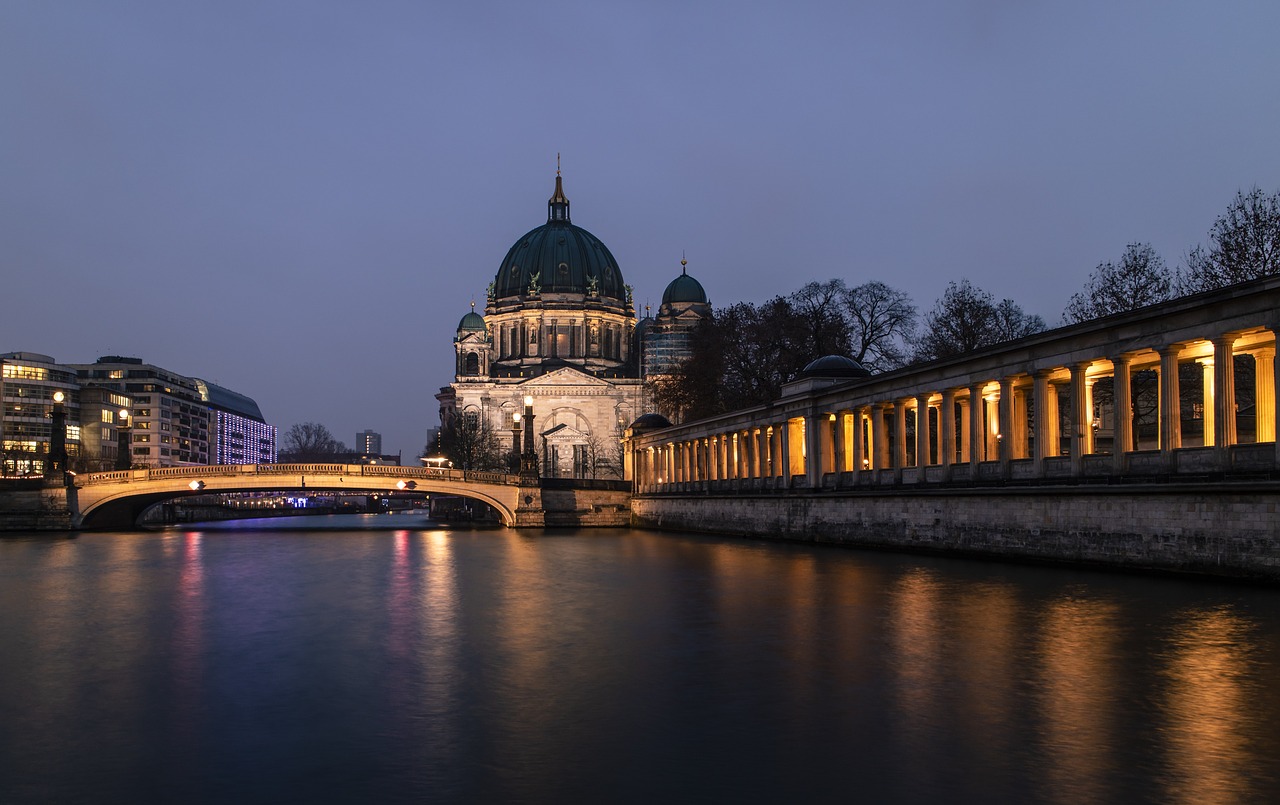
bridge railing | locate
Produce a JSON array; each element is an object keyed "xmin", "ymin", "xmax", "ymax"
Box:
[{"xmin": 80, "ymin": 463, "xmax": 522, "ymax": 487}]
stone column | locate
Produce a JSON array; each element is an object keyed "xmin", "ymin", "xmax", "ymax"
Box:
[
  {"xmin": 1253, "ymin": 347, "xmax": 1276, "ymax": 444},
  {"xmin": 1214, "ymin": 334, "xmax": 1237, "ymax": 452},
  {"xmin": 835, "ymin": 413, "xmax": 849, "ymax": 474},
  {"xmin": 894, "ymin": 398, "xmax": 909, "ymax": 482},
  {"xmin": 940, "ymin": 388, "xmax": 957, "ymax": 480},
  {"xmin": 1199, "ymin": 357, "xmax": 1216, "ymax": 447},
  {"xmin": 959, "ymin": 398, "xmax": 971, "ymax": 463},
  {"xmin": 969, "ymin": 384, "xmax": 985, "ymax": 466},
  {"xmin": 1112, "ymin": 354, "xmax": 1133, "ymax": 474},
  {"xmin": 1012, "ymin": 386, "xmax": 1029, "ymax": 460},
  {"xmin": 1069, "ymin": 362, "xmax": 1090, "ymax": 476},
  {"xmin": 853, "ymin": 408, "xmax": 867, "ymax": 476},
  {"xmin": 915, "ymin": 394, "xmax": 932, "ymax": 479},
  {"xmin": 1159, "ymin": 345, "xmax": 1182, "ymax": 456},
  {"xmin": 998, "ymin": 377, "xmax": 1015, "ymax": 474},
  {"xmin": 872, "ymin": 404, "xmax": 890, "ymax": 473},
  {"xmin": 804, "ymin": 415, "xmax": 822, "ymax": 487}
]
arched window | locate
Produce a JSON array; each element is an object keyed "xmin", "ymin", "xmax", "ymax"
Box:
[{"xmin": 464, "ymin": 353, "xmax": 480, "ymax": 375}]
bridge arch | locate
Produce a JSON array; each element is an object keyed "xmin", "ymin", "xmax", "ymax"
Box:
[{"xmin": 72, "ymin": 464, "xmax": 523, "ymax": 530}]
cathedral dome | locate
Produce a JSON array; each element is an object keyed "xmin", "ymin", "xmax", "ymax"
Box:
[
  {"xmin": 457, "ymin": 309, "xmax": 486, "ymax": 332},
  {"xmin": 491, "ymin": 174, "xmax": 628, "ymax": 306},
  {"xmin": 661, "ymin": 262, "xmax": 708, "ymax": 306}
]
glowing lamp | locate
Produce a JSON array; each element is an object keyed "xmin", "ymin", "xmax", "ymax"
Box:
[{"xmin": 52, "ymin": 391, "xmax": 65, "ymax": 403}]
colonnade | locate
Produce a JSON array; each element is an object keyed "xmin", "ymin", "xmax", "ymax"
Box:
[{"xmin": 629, "ymin": 320, "xmax": 1280, "ymax": 493}]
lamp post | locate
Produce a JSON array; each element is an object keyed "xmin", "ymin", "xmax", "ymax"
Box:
[
  {"xmin": 48, "ymin": 390, "xmax": 68, "ymax": 480},
  {"xmin": 115, "ymin": 408, "xmax": 131, "ymax": 471},
  {"xmin": 511, "ymin": 412, "xmax": 522, "ymax": 473},
  {"xmin": 520, "ymin": 394, "xmax": 539, "ymax": 480}
]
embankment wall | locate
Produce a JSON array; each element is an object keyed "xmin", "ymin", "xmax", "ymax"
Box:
[{"xmin": 631, "ymin": 485, "xmax": 1280, "ymax": 581}]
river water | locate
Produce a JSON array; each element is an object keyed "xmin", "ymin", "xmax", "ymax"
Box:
[{"xmin": 1, "ymin": 516, "xmax": 1278, "ymax": 804}]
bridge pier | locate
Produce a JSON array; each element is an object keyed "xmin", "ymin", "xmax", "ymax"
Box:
[{"xmin": 514, "ymin": 484, "xmax": 545, "ymax": 527}]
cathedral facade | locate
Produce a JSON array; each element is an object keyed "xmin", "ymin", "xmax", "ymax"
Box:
[{"xmin": 437, "ymin": 171, "xmax": 709, "ymax": 478}]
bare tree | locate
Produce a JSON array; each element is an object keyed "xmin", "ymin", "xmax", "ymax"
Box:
[
  {"xmin": 914, "ymin": 279, "xmax": 1044, "ymax": 361},
  {"xmin": 438, "ymin": 412, "xmax": 503, "ymax": 471},
  {"xmin": 1064, "ymin": 243, "xmax": 1173, "ymax": 323},
  {"xmin": 1181, "ymin": 187, "xmax": 1280, "ymax": 292},
  {"xmin": 843, "ymin": 280, "xmax": 916, "ymax": 371},
  {"xmin": 279, "ymin": 422, "xmax": 348, "ymax": 462},
  {"xmin": 788, "ymin": 279, "xmax": 853, "ymax": 359}
]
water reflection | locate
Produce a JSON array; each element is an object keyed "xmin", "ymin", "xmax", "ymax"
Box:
[
  {"xmin": 1159, "ymin": 606, "xmax": 1265, "ymax": 805},
  {"xmin": 1036, "ymin": 593, "xmax": 1120, "ymax": 804},
  {"xmin": 0, "ymin": 529, "xmax": 1278, "ymax": 803}
]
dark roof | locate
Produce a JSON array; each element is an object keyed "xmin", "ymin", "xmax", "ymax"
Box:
[
  {"xmin": 799, "ymin": 355, "xmax": 870, "ymax": 379},
  {"xmin": 492, "ymin": 174, "xmax": 627, "ymax": 304},
  {"xmin": 194, "ymin": 379, "xmax": 267, "ymax": 422},
  {"xmin": 458, "ymin": 310, "xmax": 487, "ymax": 332},
  {"xmin": 661, "ymin": 266, "xmax": 708, "ymax": 306},
  {"xmin": 629, "ymin": 413, "xmax": 672, "ymax": 430}
]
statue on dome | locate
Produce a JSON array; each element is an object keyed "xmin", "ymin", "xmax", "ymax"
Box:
[
  {"xmin": 486, "ymin": 280, "xmax": 495, "ymax": 302},
  {"xmin": 528, "ymin": 271, "xmax": 541, "ymax": 296},
  {"xmin": 586, "ymin": 274, "xmax": 599, "ymax": 296}
]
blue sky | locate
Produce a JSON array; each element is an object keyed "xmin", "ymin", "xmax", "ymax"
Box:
[{"xmin": 3, "ymin": 1, "xmax": 1278, "ymax": 456}]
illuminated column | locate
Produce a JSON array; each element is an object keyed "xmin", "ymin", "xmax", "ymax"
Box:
[
  {"xmin": 1252, "ymin": 347, "xmax": 1276, "ymax": 444},
  {"xmin": 1033, "ymin": 370, "xmax": 1052, "ymax": 475},
  {"xmin": 1069, "ymin": 362, "xmax": 1090, "ymax": 475},
  {"xmin": 1159, "ymin": 345, "xmax": 1182, "ymax": 455},
  {"xmin": 772, "ymin": 425, "xmax": 783, "ymax": 478},
  {"xmin": 835, "ymin": 412, "xmax": 849, "ymax": 473},
  {"xmin": 1112, "ymin": 354, "xmax": 1133, "ymax": 474},
  {"xmin": 1213, "ymin": 334, "xmax": 1237, "ymax": 451},
  {"xmin": 958, "ymin": 397, "xmax": 971, "ymax": 463},
  {"xmin": 915, "ymin": 395, "xmax": 932, "ymax": 474},
  {"xmin": 969, "ymin": 384, "xmax": 985, "ymax": 465},
  {"xmin": 998, "ymin": 377, "xmax": 1015, "ymax": 471},
  {"xmin": 787, "ymin": 417, "xmax": 806, "ymax": 482},
  {"xmin": 1014, "ymin": 386, "xmax": 1031, "ymax": 460},
  {"xmin": 853, "ymin": 408, "xmax": 867, "ymax": 475},
  {"xmin": 1199, "ymin": 357, "xmax": 1216, "ymax": 447},
  {"xmin": 984, "ymin": 395, "xmax": 1000, "ymax": 461},
  {"xmin": 813, "ymin": 414, "xmax": 832, "ymax": 482},
  {"xmin": 872, "ymin": 404, "xmax": 889, "ymax": 473},
  {"xmin": 940, "ymin": 388, "xmax": 957, "ymax": 479},
  {"xmin": 892, "ymin": 398, "xmax": 908, "ymax": 482}
]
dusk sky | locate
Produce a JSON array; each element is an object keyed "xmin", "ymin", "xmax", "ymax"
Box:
[{"xmin": 4, "ymin": 2, "xmax": 1278, "ymax": 457}]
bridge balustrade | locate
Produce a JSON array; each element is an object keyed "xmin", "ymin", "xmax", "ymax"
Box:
[{"xmin": 625, "ymin": 275, "xmax": 1280, "ymax": 493}]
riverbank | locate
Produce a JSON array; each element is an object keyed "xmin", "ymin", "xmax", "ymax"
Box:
[{"xmin": 631, "ymin": 482, "xmax": 1280, "ymax": 583}]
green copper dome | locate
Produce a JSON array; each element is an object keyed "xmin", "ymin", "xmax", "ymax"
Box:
[
  {"xmin": 457, "ymin": 309, "xmax": 486, "ymax": 332},
  {"xmin": 661, "ymin": 263, "xmax": 708, "ymax": 306},
  {"xmin": 491, "ymin": 174, "xmax": 628, "ymax": 305}
]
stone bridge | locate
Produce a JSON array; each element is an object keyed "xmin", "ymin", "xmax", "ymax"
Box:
[{"xmin": 70, "ymin": 464, "xmax": 540, "ymax": 529}]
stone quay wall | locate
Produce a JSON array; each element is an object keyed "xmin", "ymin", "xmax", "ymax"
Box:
[
  {"xmin": 631, "ymin": 485, "xmax": 1280, "ymax": 582},
  {"xmin": 0, "ymin": 485, "xmax": 72, "ymax": 531}
]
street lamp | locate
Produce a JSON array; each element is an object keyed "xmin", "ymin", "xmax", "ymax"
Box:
[
  {"xmin": 115, "ymin": 409, "xmax": 131, "ymax": 470},
  {"xmin": 511, "ymin": 412, "xmax": 522, "ymax": 472},
  {"xmin": 48, "ymin": 390, "xmax": 68, "ymax": 481},
  {"xmin": 520, "ymin": 395, "xmax": 539, "ymax": 480}
]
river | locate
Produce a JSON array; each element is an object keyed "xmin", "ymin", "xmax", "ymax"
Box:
[{"xmin": 2, "ymin": 516, "xmax": 1278, "ymax": 803}]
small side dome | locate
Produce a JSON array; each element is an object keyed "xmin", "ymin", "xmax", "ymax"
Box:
[
  {"xmin": 661, "ymin": 263, "xmax": 708, "ymax": 306},
  {"xmin": 628, "ymin": 413, "xmax": 672, "ymax": 431},
  {"xmin": 800, "ymin": 355, "xmax": 870, "ymax": 379},
  {"xmin": 458, "ymin": 310, "xmax": 486, "ymax": 332}
]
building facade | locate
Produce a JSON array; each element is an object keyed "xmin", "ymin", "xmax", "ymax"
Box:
[
  {"xmin": 440, "ymin": 170, "xmax": 710, "ymax": 478},
  {"xmin": 195, "ymin": 379, "xmax": 277, "ymax": 465},
  {"xmin": 356, "ymin": 430, "xmax": 382, "ymax": 455}
]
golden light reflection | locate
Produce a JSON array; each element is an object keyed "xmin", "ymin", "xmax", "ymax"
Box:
[
  {"xmin": 1036, "ymin": 594, "xmax": 1119, "ymax": 805},
  {"xmin": 1158, "ymin": 607, "xmax": 1260, "ymax": 805},
  {"xmin": 889, "ymin": 569, "xmax": 943, "ymax": 756},
  {"xmin": 952, "ymin": 582, "xmax": 1018, "ymax": 770}
]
